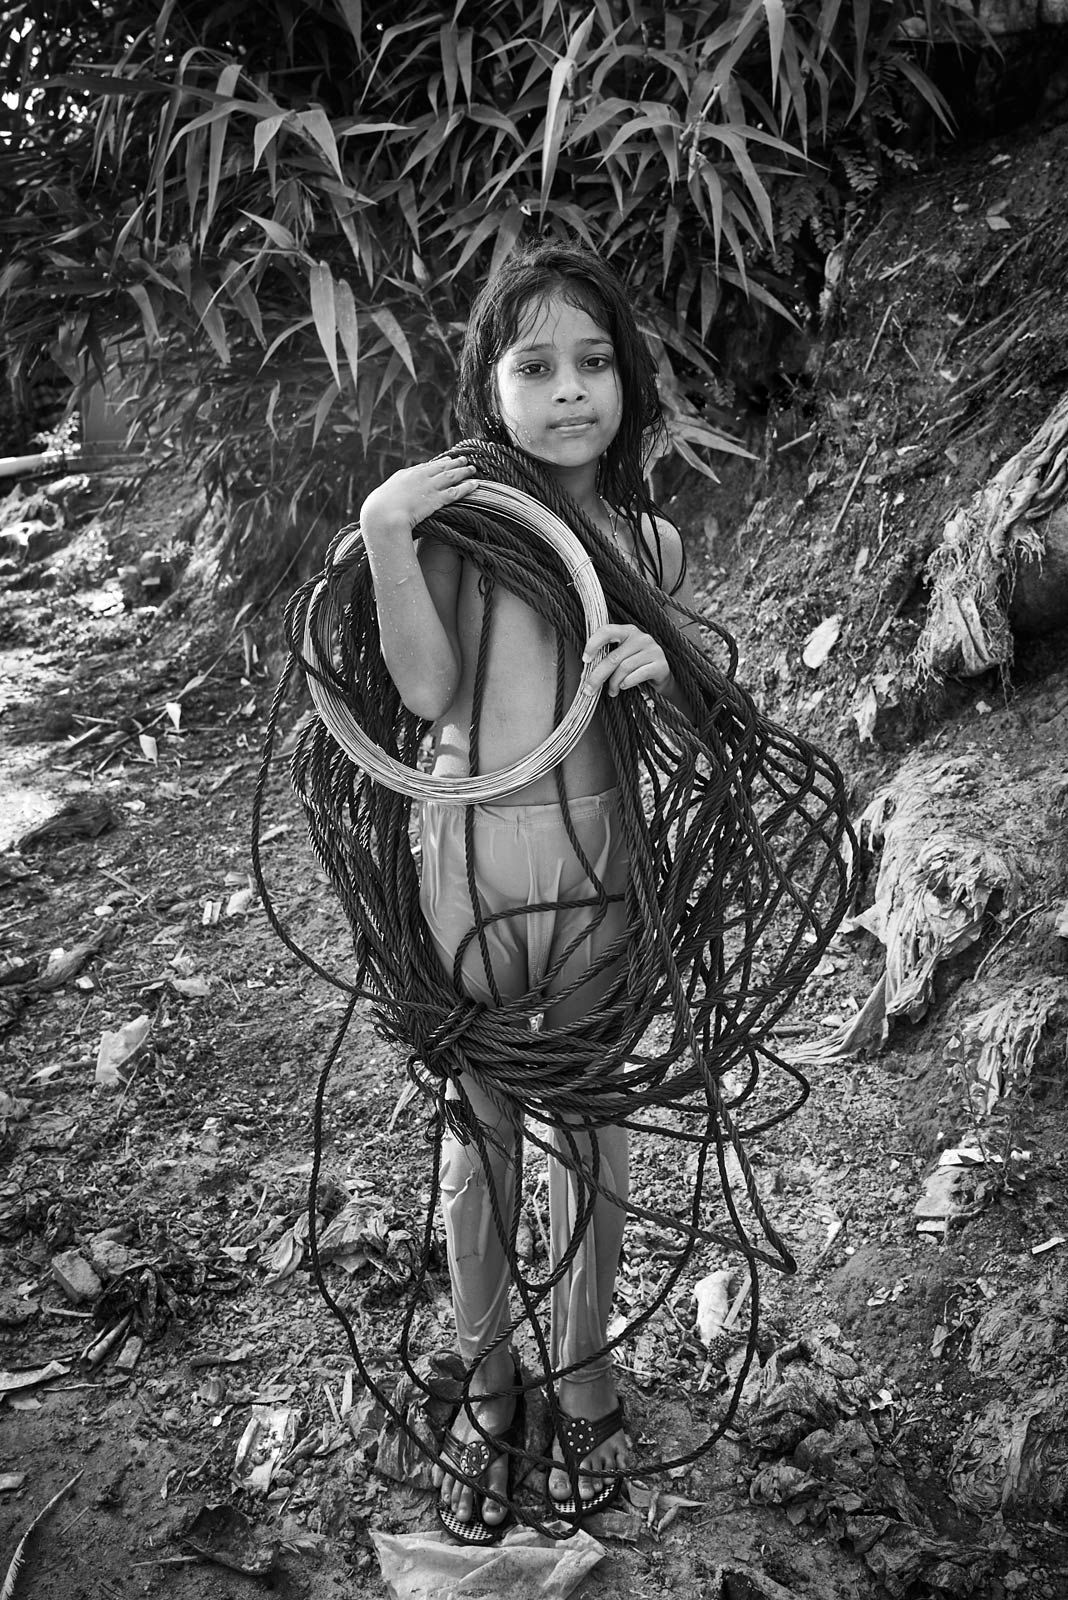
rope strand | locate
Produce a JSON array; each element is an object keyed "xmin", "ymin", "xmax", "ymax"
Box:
[{"xmin": 252, "ymin": 439, "xmax": 856, "ymax": 1526}]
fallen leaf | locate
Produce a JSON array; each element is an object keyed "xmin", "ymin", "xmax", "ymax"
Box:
[{"xmin": 0, "ymin": 1360, "xmax": 71, "ymax": 1396}]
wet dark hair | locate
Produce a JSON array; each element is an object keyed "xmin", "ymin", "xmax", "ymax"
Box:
[{"xmin": 455, "ymin": 241, "xmax": 679, "ymax": 590}]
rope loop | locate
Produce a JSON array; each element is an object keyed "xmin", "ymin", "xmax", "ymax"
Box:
[{"xmin": 254, "ymin": 437, "xmax": 859, "ymax": 1510}]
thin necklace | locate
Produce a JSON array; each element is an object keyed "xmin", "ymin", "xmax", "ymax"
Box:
[{"xmin": 598, "ymin": 494, "xmax": 621, "ymax": 547}]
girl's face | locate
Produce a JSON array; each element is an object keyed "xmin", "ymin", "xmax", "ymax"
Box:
[{"xmin": 492, "ymin": 292, "xmax": 622, "ymax": 484}]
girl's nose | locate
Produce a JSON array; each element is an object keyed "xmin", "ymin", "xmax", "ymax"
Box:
[{"xmin": 553, "ymin": 366, "xmax": 587, "ymax": 401}]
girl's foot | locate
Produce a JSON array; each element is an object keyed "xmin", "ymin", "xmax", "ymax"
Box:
[
  {"xmin": 434, "ymin": 1347, "xmax": 518, "ymax": 1538},
  {"xmin": 547, "ymin": 1369, "xmax": 627, "ymax": 1513}
]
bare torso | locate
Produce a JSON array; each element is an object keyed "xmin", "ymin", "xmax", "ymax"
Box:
[{"xmin": 430, "ymin": 564, "xmax": 618, "ymax": 803}]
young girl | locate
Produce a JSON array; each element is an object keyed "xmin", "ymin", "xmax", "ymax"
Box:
[{"xmin": 357, "ymin": 241, "xmax": 702, "ymax": 1542}]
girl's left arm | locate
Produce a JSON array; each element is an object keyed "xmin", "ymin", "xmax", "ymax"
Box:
[{"xmin": 581, "ymin": 517, "xmax": 701, "ymax": 718}]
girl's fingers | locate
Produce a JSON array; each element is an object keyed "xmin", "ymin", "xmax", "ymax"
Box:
[{"xmin": 583, "ymin": 623, "xmax": 630, "ymax": 659}]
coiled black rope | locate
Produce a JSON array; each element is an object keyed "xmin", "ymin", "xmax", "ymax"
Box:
[{"xmin": 252, "ymin": 439, "xmax": 856, "ymax": 1532}]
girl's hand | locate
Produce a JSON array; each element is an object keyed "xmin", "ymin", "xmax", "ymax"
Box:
[
  {"xmin": 360, "ymin": 455, "xmax": 478, "ymax": 537},
  {"xmin": 582, "ymin": 623, "xmax": 671, "ymax": 698}
]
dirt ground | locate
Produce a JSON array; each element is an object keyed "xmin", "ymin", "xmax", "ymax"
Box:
[{"xmin": 3, "ymin": 111, "xmax": 1068, "ymax": 1600}]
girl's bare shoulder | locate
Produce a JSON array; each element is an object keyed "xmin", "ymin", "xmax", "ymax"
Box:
[{"xmin": 639, "ymin": 512, "xmax": 685, "ymax": 594}]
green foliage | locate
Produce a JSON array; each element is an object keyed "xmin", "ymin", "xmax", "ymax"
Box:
[{"xmin": 0, "ymin": 0, "xmax": 971, "ymax": 579}]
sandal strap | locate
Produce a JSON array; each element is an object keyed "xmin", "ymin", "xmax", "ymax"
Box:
[
  {"xmin": 440, "ymin": 1431, "xmax": 494, "ymax": 1481},
  {"xmin": 555, "ymin": 1403, "xmax": 625, "ymax": 1472}
]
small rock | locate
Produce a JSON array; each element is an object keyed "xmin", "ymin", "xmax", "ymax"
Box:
[
  {"xmin": 114, "ymin": 1334, "xmax": 144, "ymax": 1373},
  {"xmin": 88, "ymin": 1236, "xmax": 141, "ymax": 1281},
  {"xmin": 51, "ymin": 1249, "xmax": 103, "ymax": 1304}
]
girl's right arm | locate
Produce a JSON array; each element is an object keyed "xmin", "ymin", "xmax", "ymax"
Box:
[{"xmin": 359, "ymin": 455, "xmax": 478, "ymax": 720}]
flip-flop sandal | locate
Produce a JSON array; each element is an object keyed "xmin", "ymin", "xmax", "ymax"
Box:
[
  {"xmin": 547, "ymin": 1403, "xmax": 626, "ymax": 1521},
  {"xmin": 435, "ymin": 1361, "xmax": 523, "ymax": 1546}
]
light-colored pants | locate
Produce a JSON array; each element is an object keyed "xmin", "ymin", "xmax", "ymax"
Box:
[{"xmin": 419, "ymin": 791, "xmax": 630, "ymax": 1379}]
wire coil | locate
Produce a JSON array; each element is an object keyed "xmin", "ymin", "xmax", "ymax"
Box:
[{"xmin": 302, "ymin": 480, "xmax": 609, "ymax": 802}]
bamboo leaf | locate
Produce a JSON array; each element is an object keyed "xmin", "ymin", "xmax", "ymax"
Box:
[
  {"xmin": 335, "ymin": 276, "xmax": 360, "ymax": 389},
  {"xmin": 894, "ymin": 57, "xmax": 954, "ymax": 132},
  {"xmin": 262, "ymin": 315, "xmax": 314, "ymax": 364},
  {"xmin": 662, "ymin": 203, "xmax": 680, "ymax": 286},
  {"xmin": 541, "ymin": 7, "xmax": 596, "ymax": 215},
  {"xmin": 674, "ymin": 415, "xmax": 756, "ymax": 459},
  {"xmin": 294, "ymin": 108, "xmax": 344, "ymax": 182},
  {"xmin": 699, "ymin": 265, "xmax": 719, "ymax": 339},
  {"xmin": 222, "ymin": 261, "xmax": 265, "ymax": 344},
  {"xmin": 311, "ymin": 379, "xmax": 340, "ymax": 447},
  {"xmin": 192, "ymin": 292, "xmax": 230, "ymax": 365},
  {"xmin": 203, "ymin": 64, "xmax": 242, "ymax": 244},
  {"xmin": 369, "ymin": 307, "xmax": 417, "ymax": 380},
  {"xmin": 309, "ymin": 261, "xmax": 340, "ymax": 388},
  {"xmin": 335, "ymin": 0, "xmax": 363, "ymax": 47},
  {"xmin": 817, "ymin": 0, "xmax": 845, "ymax": 61},
  {"xmin": 668, "ymin": 432, "xmax": 720, "ymax": 478},
  {"xmin": 457, "ymin": 28, "xmax": 474, "ymax": 105},
  {"xmin": 185, "ymin": 123, "xmax": 206, "ymax": 222},
  {"xmin": 336, "ymin": 120, "xmax": 411, "ymax": 138},
  {"xmin": 490, "ymin": 204, "xmax": 525, "ymax": 276},
  {"xmin": 239, "ymin": 210, "xmax": 299, "ymax": 252},
  {"xmin": 440, "ymin": 21, "xmax": 459, "ymax": 112},
  {"xmin": 400, "ymin": 111, "xmax": 462, "ymax": 178},
  {"xmin": 265, "ymin": 379, "xmax": 281, "ymax": 437},
  {"xmin": 600, "ymin": 106, "xmax": 679, "ymax": 163},
  {"xmin": 253, "ymin": 113, "xmax": 288, "ymax": 171},
  {"xmin": 449, "ymin": 210, "xmax": 502, "ymax": 276},
  {"xmin": 128, "ymin": 283, "xmax": 161, "ymax": 345},
  {"xmin": 764, "ymin": 0, "xmax": 786, "ymax": 103},
  {"xmin": 708, "ymin": 125, "xmax": 774, "ymax": 241},
  {"xmin": 850, "ymin": 0, "xmax": 871, "ymax": 119},
  {"xmin": 569, "ymin": 96, "xmax": 632, "ymax": 142},
  {"xmin": 154, "ymin": 0, "xmax": 178, "ymax": 49}
]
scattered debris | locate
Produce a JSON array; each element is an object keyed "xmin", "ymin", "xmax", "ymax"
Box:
[
  {"xmin": 94, "ymin": 1013, "xmax": 152, "ymax": 1089},
  {"xmin": 0, "ymin": 1362, "xmax": 71, "ymax": 1402},
  {"xmin": 741, "ymin": 1328, "xmax": 997, "ymax": 1597},
  {"xmin": 948, "ymin": 1390, "xmax": 1068, "ymax": 1518},
  {"xmin": 801, "ymin": 613, "xmax": 842, "ymax": 671},
  {"xmin": 182, "ymin": 1503, "xmax": 286, "ymax": 1575},
  {"xmin": 0, "ymin": 1470, "xmax": 83, "ymax": 1600},
  {"xmin": 913, "ymin": 389, "xmax": 1068, "ymax": 681},
  {"xmin": 232, "ymin": 1404, "xmax": 299, "ymax": 1494},
  {"xmin": 950, "ymin": 979, "xmax": 1060, "ymax": 1118},
  {"xmin": 370, "ymin": 1524, "xmax": 605, "ymax": 1600},
  {"xmin": 795, "ymin": 755, "xmax": 1019, "ymax": 1061},
  {"xmin": 16, "ymin": 796, "xmax": 116, "ymax": 850},
  {"xmin": 693, "ymin": 1269, "xmax": 733, "ymax": 1344}
]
